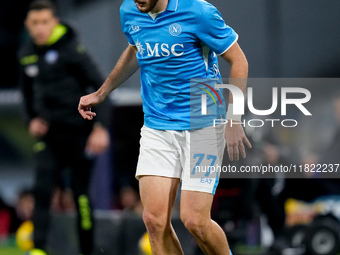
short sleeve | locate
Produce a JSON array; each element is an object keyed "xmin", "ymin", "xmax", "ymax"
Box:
[
  {"xmin": 120, "ymin": 7, "xmax": 135, "ymax": 46},
  {"xmin": 196, "ymin": 4, "xmax": 238, "ymax": 55}
]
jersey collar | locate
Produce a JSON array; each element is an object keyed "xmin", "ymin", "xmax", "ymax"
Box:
[{"xmin": 166, "ymin": 0, "xmax": 178, "ymax": 11}]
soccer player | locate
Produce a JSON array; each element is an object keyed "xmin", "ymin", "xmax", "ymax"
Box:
[
  {"xmin": 19, "ymin": 1, "xmax": 110, "ymax": 254},
  {"xmin": 79, "ymin": 0, "xmax": 251, "ymax": 254}
]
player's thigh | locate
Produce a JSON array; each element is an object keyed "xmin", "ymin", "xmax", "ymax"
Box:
[
  {"xmin": 180, "ymin": 190, "xmax": 214, "ymax": 222},
  {"xmin": 136, "ymin": 126, "xmax": 182, "ymax": 179},
  {"xmin": 139, "ymin": 176, "xmax": 180, "ymax": 217},
  {"xmin": 182, "ymin": 124, "xmax": 226, "ymax": 195}
]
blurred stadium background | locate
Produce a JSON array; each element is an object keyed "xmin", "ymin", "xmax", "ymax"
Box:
[{"xmin": 1, "ymin": 0, "xmax": 340, "ymax": 254}]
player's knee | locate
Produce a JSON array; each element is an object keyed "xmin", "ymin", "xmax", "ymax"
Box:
[
  {"xmin": 181, "ymin": 214, "xmax": 208, "ymax": 239},
  {"xmin": 142, "ymin": 210, "xmax": 167, "ymax": 234}
]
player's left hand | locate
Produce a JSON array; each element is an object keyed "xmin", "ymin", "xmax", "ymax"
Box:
[
  {"xmin": 85, "ymin": 124, "xmax": 110, "ymax": 155},
  {"xmin": 225, "ymin": 122, "xmax": 252, "ymax": 161}
]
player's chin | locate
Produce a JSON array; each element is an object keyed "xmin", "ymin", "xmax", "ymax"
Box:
[
  {"xmin": 137, "ymin": 7, "xmax": 149, "ymax": 13},
  {"xmin": 136, "ymin": 4, "xmax": 151, "ymax": 13}
]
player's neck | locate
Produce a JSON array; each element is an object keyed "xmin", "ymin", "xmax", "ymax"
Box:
[{"xmin": 150, "ymin": 0, "xmax": 168, "ymax": 14}]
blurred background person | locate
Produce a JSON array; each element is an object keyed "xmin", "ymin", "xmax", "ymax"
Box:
[
  {"xmin": 0, "ymin": 195, "xmax": 15, "ymax": 240},
  {"xmin": 18, "ymin": 1, "xmax": 110, "ymax": 254},
  {"xmin": 257, "ymin": 143, "xmax": 286, "ymax": 241},
  {"xmin": 115, "ymin": 185, "xmax": 143, "ymax": 215},
  {"xmin": 0, "ymin": 189, "xmax": 33, "ymax": 240},
  {"xmin": 0, "ymin": 0, "xmax": 31, "ymax": 88},
  {"xmin": 13, "ymin": 189, "xmax": 35, "ymax": 228}
]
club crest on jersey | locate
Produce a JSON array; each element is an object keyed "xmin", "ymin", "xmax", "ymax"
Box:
[{"xmin": 169, "ymin": 23, "xmax": 181, "ymax": 36}]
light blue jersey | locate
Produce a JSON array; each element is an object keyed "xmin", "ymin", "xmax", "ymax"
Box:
[{"xmin": 120, "ymin": 0, "xmax": 238, "ymax": 130}]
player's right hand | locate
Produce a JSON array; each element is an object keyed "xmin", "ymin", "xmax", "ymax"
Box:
[{"xmin": 78, "ymin": 92, "xmax": 102, "ymax": 120}]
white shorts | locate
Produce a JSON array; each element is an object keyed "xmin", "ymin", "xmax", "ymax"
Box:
[{"xmin": 136, "ymin": 125, "xmax": 226, "ymax": 194}]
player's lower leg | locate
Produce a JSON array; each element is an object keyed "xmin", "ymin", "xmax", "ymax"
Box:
[
  {"xmin": 143, "ymin": 211, "xmax": 183, "ymax": 254},
  {"xmin": 181, "ymin": 190, "xmax": 230, "ymax": 255},
  {"xmin": 139, "ymin": 176, "xmax": 184, "ymax": 254},
  {"xmin": 184, "ymin": 217, "xmax": 230, "ymax": 255}
]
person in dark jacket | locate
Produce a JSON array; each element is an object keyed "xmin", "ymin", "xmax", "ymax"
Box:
[{"xmin": 18, "ymin": 1, "xmax": 110, "ymax": 254}]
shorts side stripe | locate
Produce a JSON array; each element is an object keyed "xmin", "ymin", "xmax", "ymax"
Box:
[{"xmin": 212, "ymin": 171, "xmax": 219, "ymax": 195}]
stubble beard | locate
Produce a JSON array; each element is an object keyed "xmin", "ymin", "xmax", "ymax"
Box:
[{"xmin": 135, "ymin": 0, "xmax": 159, "ymax": 13}]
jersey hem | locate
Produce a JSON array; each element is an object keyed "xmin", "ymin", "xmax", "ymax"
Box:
[
  {"xmin": 144, "ymin": 121, "xmax": 217, "ymax": 131},
  {"xmin": 217, "ymin": 34, "xmax": 239, "ymax": 56}
]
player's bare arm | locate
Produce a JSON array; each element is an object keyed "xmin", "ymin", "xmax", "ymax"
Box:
[
  {"xmin": 221, "ymin": 42, "xmax": 252, "ymax": 161},
  {"xmin": 78, "ymin": 45, "xmax": 139, "ymax": 120}
]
